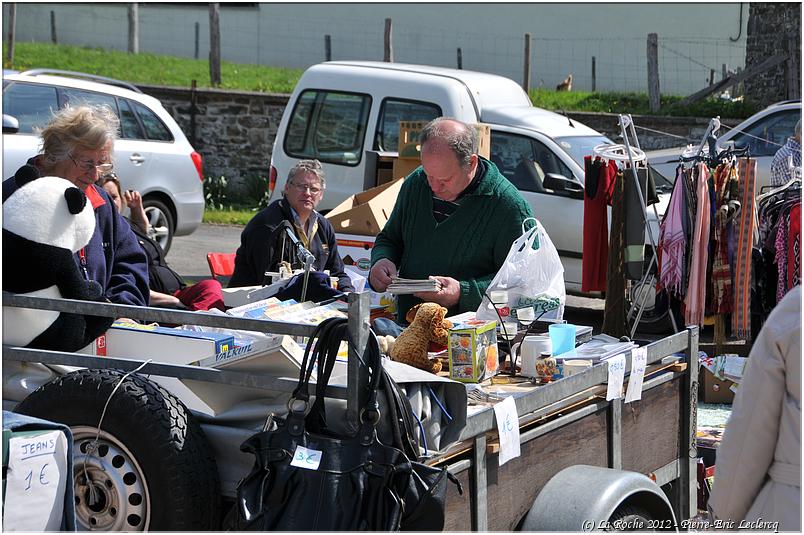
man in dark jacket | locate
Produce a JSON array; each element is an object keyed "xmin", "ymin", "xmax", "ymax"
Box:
[
  {"xmin": 229, "ymin": 159, "xmax": 354, "ymax": 292},
  {"xmin": 3, "ymin": 105, "xmax": 148, "ymax": 307}
]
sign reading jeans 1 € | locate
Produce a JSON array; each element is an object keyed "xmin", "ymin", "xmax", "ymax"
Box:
[
  {"xmin": 493, "ymin": 396, "xmax": 521, "ymax": 466},
  {"xmin": 3, "ymin": 430, "xmax": 69, "ymax": 531}
]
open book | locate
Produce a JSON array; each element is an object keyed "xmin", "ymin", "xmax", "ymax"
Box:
[{"xmin": 387, "ymin": 276, "xmax": 442, "ymax": 294}]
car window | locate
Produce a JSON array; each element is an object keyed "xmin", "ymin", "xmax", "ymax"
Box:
[
  {"xmin": 2, "ymin": 82, "xmax": 59, "ymax": 133},
  {"xmin": 60, "ymin": 87, "xmax": 119, "ymax": 116},
  {"xmin": 284, "ymin": 89, "xmax": 371, "ymax": 166},
  {"xmin": 374, "ymin": 99, "xmax": 441, "ymax": 152},
  {"xmin": 132, "ymin": 102, "xmax": 173, "ymax": 142},
  {"xmin": 729, "ymin": 109, "xmax": 801, "ymax": 157},
  {"xmin": 118, "ymin": 99, "xmax": 145, "ymax": 140},
  {"xmin": 491, "ymin": 131, "xmax": 575, "ymax": 194}
]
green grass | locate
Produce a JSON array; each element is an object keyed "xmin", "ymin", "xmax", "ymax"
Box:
[
  {"xmin": 530, "ymin": 89, "xmax": 758, "ymax": 119},
  {"xmin": 8, "ymin": 42, "xmax": 757, "ymax": 118},
  {"xmin": 203, "ymin": 207, "xmax": 254, "ymax": 226},
  {"xmin": 9, "ymin": 42, "xmax": 302, "ymax": 93}
]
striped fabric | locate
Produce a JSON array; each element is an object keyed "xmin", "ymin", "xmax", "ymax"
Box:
[
  {"xmin": 711, "ymin": 164, "xmax": 734, "ymax": 314},
  {"xmin": 731, "ymin": 158, "xmax": 757, "ymax": 340},
  {"xmin": 658, "ymin": 166, "xmax": 687, "ymax": 297},
  {"xmin": 684, "ymin": 163, "xmax": 711, "ymax": 326}
]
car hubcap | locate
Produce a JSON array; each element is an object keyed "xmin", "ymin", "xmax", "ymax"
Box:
[
  {"xmin": 72, "ymin": 427, "xmax": 150, "ymax": 531},
  {"xmin": 144, "ymin": 206, "xmax": 170, "ymax": 250}
]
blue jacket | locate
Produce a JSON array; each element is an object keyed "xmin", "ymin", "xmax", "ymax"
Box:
[{"xmin": 4, "ymin": 160, "xmax": 149, "ymax": 306}]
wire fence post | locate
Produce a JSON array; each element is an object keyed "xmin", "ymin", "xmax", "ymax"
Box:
[
  {"xmin": 523, "ymin": 32, "xmax": 531, "ymax": 93},
  {"xmin": 128, "ymin": 3, "xmax": 139, "ymax": 54},
  {"xmin": 592, "ymin": 55, "xmax": 596, "ymax": 92},
  {"xmin": 647, "ymin": 33, "xmax": 660, "ymax": 112},
  {"xmin": 383, "ymin": 17, "xmax": 393, "ymax": 62},
  {"xmin": 325, "ymin": 34, "xmax": 331, "ymax": 61},
  {"xmin": 50, "ymin": 10, "xmax": 58, "ymax": 44},
  {"xmin": 457, "ymin": 47, "xmax": 462, "ymax": 69},
  {"xmin": 209, "ymin": 3, "xmax": 221, "ymax": 86},
  {"xmin": 721, "ymin": 63, "xmax": 727, "ymax": 81},
  {"xmin": 194, "ymin": 21, "xmax": 200, "ymax": 60},
  {"xmin": 709, "ymin": 69, "xmax": 715, "ymax": 86},
  {"xmin": 5, "ymin": 3, "xmax": 16, "ymax": 68}
]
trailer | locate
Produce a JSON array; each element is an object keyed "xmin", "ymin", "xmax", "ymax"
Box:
[{"xmin": 2, "ymin": 292, "xmax": 699, "ymax": 531}]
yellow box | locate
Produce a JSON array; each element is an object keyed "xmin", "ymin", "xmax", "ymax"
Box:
[{"xmin": 448, "ymin": 319, "xmax": 498, "ymax": 383}]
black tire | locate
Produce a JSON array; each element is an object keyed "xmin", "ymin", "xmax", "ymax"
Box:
[
  {"xmin": 142, "ymin": 197, "xmax": 175, "ymax": 255},
  {"xmin": 15, "ymin": 369, "xmax": 220, "ymax": 531},
  {"xmin": 605, "ymin": 505, "xmax": 655, "ymax": 531}
]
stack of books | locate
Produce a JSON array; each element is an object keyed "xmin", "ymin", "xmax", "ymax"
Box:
[{"xmin": 387, "ymin": 277, "xmax": 442, "ymax": 294}]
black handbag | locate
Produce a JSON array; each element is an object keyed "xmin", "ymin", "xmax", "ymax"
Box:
[{"xmin": 236, "ymin": 318, "xmax": 413, "ymax": 531}]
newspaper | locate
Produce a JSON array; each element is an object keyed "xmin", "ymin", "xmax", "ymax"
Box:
[{"xmin": 387, "ymin": 276, "xmax": 442, "ymax": 294}]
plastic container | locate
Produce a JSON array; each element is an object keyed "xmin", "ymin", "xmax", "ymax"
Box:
[{"xmin": 548, "ymin": 323, "xmax": 576, "ymax": 356}]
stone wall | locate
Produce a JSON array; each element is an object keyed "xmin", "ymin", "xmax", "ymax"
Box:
[
  {"xmin": 744, "ymin": 3, "xmax": 801, "ymax": 108},
  {"xmin": 140, "ymin": 84, "xmax": 739, "ymax": 186}
]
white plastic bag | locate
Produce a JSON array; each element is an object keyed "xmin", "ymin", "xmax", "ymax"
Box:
[{"xmin": 476, "ymin": 217, "xmax": 565, "ymax": 321}]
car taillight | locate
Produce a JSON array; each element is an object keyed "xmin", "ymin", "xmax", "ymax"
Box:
[
  {"xmin": 191, "ymin": 151, "xmax": 203, "ymax": 182},
  {"xmin": 268, "ymin": 165, "xmax": 278, "ymax": 196}
]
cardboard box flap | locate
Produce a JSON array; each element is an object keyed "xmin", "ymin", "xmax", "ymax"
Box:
[{"xmin": 326, "ymin": 178, "xmax": 403, "ymax": 236}]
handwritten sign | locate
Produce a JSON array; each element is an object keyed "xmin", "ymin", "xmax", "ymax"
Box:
[
  {"xmin": 625, "ymin": 347, "xmax": 648, "ymax": 403},
  {"xmin": 3, "ymin": 430, "xmax": 69, "ymax": 531},
  {"xmin": 606, "ymin": 354, "xmax": 626, "ymax": 401},
  {"xmin": 493, "ymin": 396, "xmax": 521, "ymax": 466},
  {"xmin": 290, "ymin": 445, "xmax": 323, "ymax": 470}
]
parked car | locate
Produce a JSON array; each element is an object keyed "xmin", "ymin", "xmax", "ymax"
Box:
[
  {"xmin": 2, "ymin": 69, "xmax": 205, "ymax": 253},
  {"xmin": 647, "ymin": 100, "xmax": 802, "ymax": 192},
  {"xmin": 268, "ymin": 61, "xmax": 675, "ymax": 332}
]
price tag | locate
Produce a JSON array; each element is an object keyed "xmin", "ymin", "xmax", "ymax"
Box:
[
  {"xmin": 3, "ymin": 430, "xmax": 69, "ymax": 531},
  {"xmin": 606, "ymin": 354, "xmax": 626, "ymax": 401},
  {"xmin": 625, "ymin": 347, "xmax": 648, "ymax": 403},
  {"xmin": 493, "ymin": 396, "xmax": 521, "ymax": 466},
  {"xmin": 290, "ymin": 445, "xmax": 323, "ymax": 470}
]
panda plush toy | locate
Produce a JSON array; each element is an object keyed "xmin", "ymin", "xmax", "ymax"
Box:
[{"xmin": 3, "ymin": 173, "xmax": 115, "ymax": 352}]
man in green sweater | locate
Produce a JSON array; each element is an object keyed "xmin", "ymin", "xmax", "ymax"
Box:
[{"xmin": 370, "ymin": 117, "xmax": 534, "ymax": 323}]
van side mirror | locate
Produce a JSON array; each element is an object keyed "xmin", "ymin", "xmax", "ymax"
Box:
[
  {"xmin": 3, "ymin": 114, "xmax": 19, "ymax": 134},
  {"xmin": 543, "ymin": 173, "xmax": 583, "ymax": 199}
]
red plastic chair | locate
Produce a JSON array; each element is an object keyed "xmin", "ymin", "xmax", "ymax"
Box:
[{"xmin": 206, "ymin": 252, "xmax": 236, "ymax": 280}]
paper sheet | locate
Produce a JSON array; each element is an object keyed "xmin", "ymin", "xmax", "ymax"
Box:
[
  {"xmin": 493, "ymin": 396, "xmax": 521, "ymax": 466},
  {"xmin": 625, "ymin": 347, "xmax": 648, "ymax": 403},
  {"xmin": 3, "ymin": 430, "xmax": 69, "ymax": 531},
  {"xmin": 290, "ymin": 445, "xmax": 323, "ymax": 470},
  {"xmin": 606, "ymin": 354, "xmax": 626, "ymax": 401}
]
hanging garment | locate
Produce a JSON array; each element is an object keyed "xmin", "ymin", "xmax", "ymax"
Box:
[
  {"xmin": 775, "ymin": 212, "xmax": 789, "ymax": 303},
  {"xmin": 582, "ymin": 157, "xmax": 616, "ymax": 292},
  {"xmin": 624, "ymin": 167, "xmax": 651, "ymax": 280},
  {"xmin": 788, "ymin": 202, "xmax": 801, "ymax": 290},
  {"xmin": 684, "ymin": 163, "xmax": 712, "ymax": 326},
  {"xmin": 732, "ymin": 158, "xmax": 757, "ymax": 340},
  {"xmin": 659, "ymin": 166, "xmax": 687, "ymax": 297},
  {"xmin": 602, "ymin": 171, "xmax": 627, "ymax": 338},
  {"xmin": 682, "ymin": 167, "xmax": 698, "ymax": 296},
  {"xmin": 711, "ymin": 164, "xmax": 735, "ymax": 314}
]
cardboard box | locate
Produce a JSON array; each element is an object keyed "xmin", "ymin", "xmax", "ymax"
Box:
[
  {"xmin": 448, "ymin": 319, "xmax": 499, "ymax": 383},
  {"xmin": 397, "ymin": 121, "xmax": 491, "ymax": 160},
  {"xmin": 325, "ymin": 178, "xmax": 403, "ymax": 236},
  {"xmin": 700, "ymin": 368, "xmax": 735, "ymax": 404},
  {"xmin": 392, "ymin": 158, "xmax": 422, "ymax": 180}
]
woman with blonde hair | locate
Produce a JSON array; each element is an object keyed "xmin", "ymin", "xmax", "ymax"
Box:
[{"xmin": 3, "ymin": 104, "xmax": 149, "ymax": 306}]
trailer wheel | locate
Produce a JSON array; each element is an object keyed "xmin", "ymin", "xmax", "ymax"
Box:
[
  {"xmin": 15, "ymin": 368, "xmax": 221, "ymax": 531},
  {"xmin": 605, "ymin": 505, "xmax": 655, "ymax": 531}
]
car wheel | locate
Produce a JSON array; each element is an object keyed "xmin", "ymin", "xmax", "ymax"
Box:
[
  {"xmin": 605, "ymin": 505, "xmax": 658, "ymax": 531},
  {"xmin": 142, "ymin": 198, "xmax": 175, "ymax": 255},
  {"xmin": 626, "ymin": 280, "xmax": 682, "ymax": 335},
  {"xmin": 15, "ymin": 369, "xmax": 221, "ymax": 531}
]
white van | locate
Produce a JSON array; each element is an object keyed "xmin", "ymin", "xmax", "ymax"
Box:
[{"xmin": 268, "ymin": 61, "xmax": 674, "ymax": 331}]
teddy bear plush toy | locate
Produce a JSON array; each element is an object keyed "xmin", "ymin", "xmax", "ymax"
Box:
[
  {"xmin": 390, "ymin": 302, "xmax": 453, "ymax": 374},
  {"xmin": 2, "ymin": 174, "xmax": 115, "ymax": 352}
]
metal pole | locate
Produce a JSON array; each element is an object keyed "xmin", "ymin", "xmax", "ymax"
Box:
[
  {"xmin": 324, "ymin": 34, "xmax": 331, "ymax": 61},
  {"xmin": 127, "ymin": 3, "xmax": 139, "ymax": 54},
  {"xmin": 676, "ymin": 326, "xmax": 700, "ymax": 522},
  {"xmin": 591, "ymin": 56, "xmax": 596, "ymax": 92},
  {"xmin": 346, "ymin": 292, "xmax": 370, "ymax": 435},
  {"xmin": 470, "ymin": 435, "xmax": 489, "ymax": 531}
]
